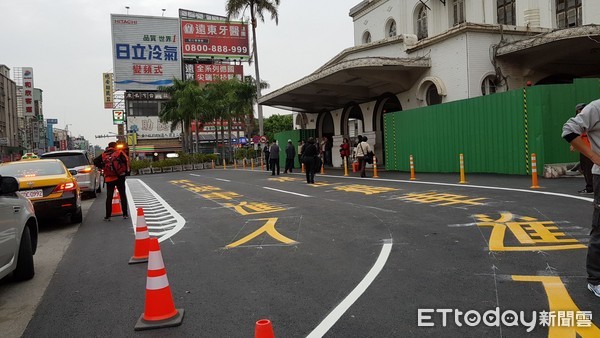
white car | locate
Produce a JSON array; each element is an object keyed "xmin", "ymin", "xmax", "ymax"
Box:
[
  {"xmin": 0, "ymin": 175, "xmax": 38, "ymax": 281},
  {"xmin": 41, "ymin": 150, "xmax": 102, "ymax": 198}
]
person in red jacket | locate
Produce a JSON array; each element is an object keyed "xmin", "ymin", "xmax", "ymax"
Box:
[
  {"xmin": 339, "ymin": 137, "xmax": 351, "ymax": 167},
  {"xmin": 100, "ymin": 142, "xmax": 130, "ymax": 221}
]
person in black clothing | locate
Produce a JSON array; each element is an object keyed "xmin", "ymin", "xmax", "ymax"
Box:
[
  {"xmin": 284, "ymin": 139, "xmax": 296, "ymax": 173},
  {"xmin": 302, "ymin": 137, "xmax": 319, "ymax": 184},
  {"xmin": 263, "ymin": 144, "xmax": 270, "ymax": 171}
]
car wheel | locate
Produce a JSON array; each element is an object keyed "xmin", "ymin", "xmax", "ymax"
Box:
[
  {"xmin": 71, "ymin": 207, "xmax": 83, "ymax": 224},
  {"xmin": 13, "ymin": 226, "xmax": 35, "ymax": 281}
]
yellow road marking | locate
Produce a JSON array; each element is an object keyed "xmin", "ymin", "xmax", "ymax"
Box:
[
  {"xmin": 226, "ymin": 218, "xmax": 297, "ymax": 248},
  {"xmin": 512, "ymin": 275, "xmax": 599, "ymax": 337}
]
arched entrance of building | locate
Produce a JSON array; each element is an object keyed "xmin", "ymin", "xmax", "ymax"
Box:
[
  {"xmin": 373, "ymin": 94, "xmax": 402, "ymax": 166},
  {"xmin": 341, "ymin": 103, "xmax": 365, "ymax": 148},
  {"xmin": 316, "ymin": 111, "xmax": 335, "ymax": 166}
]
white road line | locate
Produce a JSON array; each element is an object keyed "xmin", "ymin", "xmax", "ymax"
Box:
[
  {"xmin": 214, "ymin": 178, "xmax": 231, "ymax": 182},
  {"xmin": 307, "ymin": 239, "xmax": 393, "ymax": 338},
  {"xmin": 318, "ymin": 175, "xmax": 594, "ymax": 203},
  {"xmin": 127, "ymin": 179, "xmax": 186, "ymax": 243},
  {"xmin": 263, "ymin": 186, "xmax": 312, "ymax": 197}
]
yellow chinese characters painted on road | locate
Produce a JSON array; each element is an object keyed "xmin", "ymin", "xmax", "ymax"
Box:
[
  {"xmin": 170, "ymin": 179, "xmax": 285, "ymax": 216},
  {"xmin": 268, "ymin": 177, "xmax": 301, "ymax": 182},
  {"xmin": 400, "ymin": 192, "xmax": 486, "ymax": 206},
  {"xmin": 334, "ymin": 184, "xmax": 398, "ymax": 195},
  {"xmin": 223, "ymin": 201, "xmax": 287, "ymax": 216},
  {"xmin": 512, "ymin": 275, "xmax": 599, "ymax": 337},
  {"xmin": 226, "ymin": 218, "xmax": 298, "ymax": 248},
  {"xmin": 476, "ymin": 212, "xmax": 586, "ymax": 251}
]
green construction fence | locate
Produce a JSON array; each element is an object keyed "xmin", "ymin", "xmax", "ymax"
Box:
[
  {"xmin": 274, "ymin": 129, "xmax": 316, "ymax": 170},
  {"xmin": 384, "ymin": 78, "xmax": 600, "ymax": 175}
]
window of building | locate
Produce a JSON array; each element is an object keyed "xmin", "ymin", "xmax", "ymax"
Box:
[
  {"xmin": 481, "ymin": 75, "xmax": 499, "ymax": 95},
  {"xmin": 426, "ymin": 84, "xmax": 442, "ymax": 105},
  {"xmin": 362, "ymin": 31, "xmax": 372, "ymax": 44},
  {"xmin": 387, "ymin": 19, "xmax": 397, "ymax": 37},
  {"xmin": 127, "ymin": 100, "xmax": 160, "ymax": 116},
  {"xmin": 453, "ymin": 0, "xmax": 466, "ymax": 26},
  {"xmin": 497, "ymin": 0, "xmax": 516, "ymax": 25},
  {"xmin": 416, "ymin": 6, "xmax": 428, "ymax": 40},
  {"xmin": 556, "ymin": 0, "xmax": 582, "ymax": 28}
]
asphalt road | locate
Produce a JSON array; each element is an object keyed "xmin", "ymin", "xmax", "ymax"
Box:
[{"xmin": 9, "ymin": 168, "xmax": 600, "ymax": 337}]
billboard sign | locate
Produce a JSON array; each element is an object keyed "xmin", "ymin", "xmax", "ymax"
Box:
[
  {"xmin": 128, "ymin": 116, "xmax": 181, "ymax": 139},
  {"xmin": 181, "ymin": 20, "xmax": 249, "ymax": 59},
  {"xmin": 111, "ymin": 14, "xmax": 182, "ymax": 90},
  {"xmin": 195, "ymin": 64, "xmax": 243, "ymax": 83},
  {"xmin": 46, "ymin": 119, "xmax": 58, "ymax": 124},
  {"xmin": 178, "ymin": 9, "xmax": 227, "ymax": 21},
  {"xmin": 21, "ymin": 67, "xmax": 34, "ymax": 117},
  {"xmin": 103, "ymin": 73, "xmax": 114, "ymax": 108},
  {"xmin": 113, "ymin": 110, "xmax": 125, "ymax": 125}
]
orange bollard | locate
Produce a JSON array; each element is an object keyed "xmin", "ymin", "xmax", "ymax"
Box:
[
  {"xmin": 243, "ymin": 158, "xmax": 247, "ymax": 169},
  {"xmin": 261, "ymin": 157, "xmax": 264, "ymax": 171},
  {"xmin": 111, "ymin": 189, "xmax": 123, "ymax": 216},
  {"xmin": 301, "ymin": 163, "xmax": 305, "ymax": 173},
  {"xmin": 135, "ymin": 238, "xmax": 184, "ymax": 330},
  {"xmin": 129, "ymin": 207, "xmax": 149, "ymax": 264},
  {"xmin": 320, "ymin": 160, "xmax": 325, "ymax": 174},
  {"xmin": 251, "ymin": 158, "xmax": 254, "ymax": 171},
  {"xmin": 255, "ymin": 319, "xmax": 275, "ymax": 338},
  {"xmin": 234, "ymin": 159, "xmax": 237, "ymax": 169},
  {"xmin": 343, "ymin": 157, "xmax": 348, "ymax": 176},
  {"xmin": 409, "ymin": 155, "xmax": 416, "ymax": 180},
  {"xmin": 459, "ymin": 153, "xmax": 467, "ymax": 184},
  {"xmin": 223, "ymin": 158, "xmax": 227, "ymax": 169},
  {"xmin": 211, "ymin": 160, "xmax": 215, "ymax": 169},
  {"xmin": 531, "ymin": 153, "xmax": 540, "ymax": 189},
  {"xmin": 373, "ymin": 156, "xmax": 379, "ymax": 178}
]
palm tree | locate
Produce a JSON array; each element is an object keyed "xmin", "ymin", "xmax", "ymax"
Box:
[
  {"xmin": 159, "ymin": 79, "xmax": 204, "ymax": 153},
  {"xmin": 226, "ymin": 0, "xmax": 280, "ymax": 138}
]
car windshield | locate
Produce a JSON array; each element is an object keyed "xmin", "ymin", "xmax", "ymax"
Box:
[
  {"xmin": 41, "ymin": 153, "xmax": 88, "ymax": 168},
  {"xmin": 0, "ymin": 161, "xmax": 66, "ymax": 178}
]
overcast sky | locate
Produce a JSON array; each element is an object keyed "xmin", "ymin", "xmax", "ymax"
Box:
[{"xmin": 1, "ymin": 0, "xmax": 355, "ymax": 146}]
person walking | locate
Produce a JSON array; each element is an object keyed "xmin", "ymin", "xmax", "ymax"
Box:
[
  {"xmin": 99, "ymin": 142, "xmax": 130, "ymax": 221},
  {"xmin": 571, "ymin": 103, "xmax": 593, "ymax": 194},
  {"xmin": 269, "ymin": 140, "xmax": 280, "ymax": 176},
  {"xmin": 298, "ymin": 140, "xmax": 305, "ymax": 165},
  {"xmin": 263, "ymin": 144, "xmax": 270, "ymax": 171},
  {"xmin": 355, "ymin": 135, "xmax": 372, "ymax": 178},
  {"xmin": 562, "ymin": 97, "xmax": 600, "ymax": 297},
  {"xmin": 284, "ymin": 139, "xmax": 296, "ymax": 174},
  {"xmin": 302, "ymin": 137, "xmax": 319, "ymax": 184},
  {"xmin": 339, "ymin": 137, "xmax": 351, "ymax": 168},
  {"xmin": 325, "ymin": 136, "xmax": 333, "ymax": 166}
]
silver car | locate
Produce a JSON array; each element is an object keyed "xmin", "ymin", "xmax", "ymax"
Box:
[
  {"xmin": 0, "ymin": 175, "xmax": 38, "ymax": 281},
  {"xmin": 41, "ymin": 150, "xmax": 102, "ymax": 198}
]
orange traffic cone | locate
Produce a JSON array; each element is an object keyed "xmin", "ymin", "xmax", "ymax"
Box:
[
  {"xmin": 255, "ymin": 319, "xmax": 275, "ymax": 338},
  {"xmin": 135, "ymin": 238, "xmax": 184, "ymax": 331},
  {"xmin": 111, "ymin": 189, "xmax": 123, "ymax": 216},
  {"xmin": 129, "ymin": 208, "xmax": 149, "ymax": 264}
]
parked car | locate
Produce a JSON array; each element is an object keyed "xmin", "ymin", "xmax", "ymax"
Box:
[
  {"xmin": 0, "ymin": 175, "xmax": 38, "ymax": 281},
  {"xmin": 40, "ymin": 150, "xmax": 101, "ymax": 198},
  {"xmin": 0, "ymin": 159, "xmax": 82, "ymax": 224}
]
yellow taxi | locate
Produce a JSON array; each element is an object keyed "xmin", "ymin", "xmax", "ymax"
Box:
[{"xmin": 0, "ymin": 158, "xmax": 82, "ymax": 224}]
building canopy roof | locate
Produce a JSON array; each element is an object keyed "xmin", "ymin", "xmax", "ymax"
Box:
[
  {"xmin": 259, "ymin": 56, "xmax": 430, "ymax": 112},
  {"xmin": 496, "ymin": 25, "xmax": 600, "ymax": 77}
]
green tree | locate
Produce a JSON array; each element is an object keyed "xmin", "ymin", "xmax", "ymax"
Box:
[
  {"xmin": 264, "ymin": 114, "xmax": 292, "ymax": 142},
  {"xmin": 226, "ymin": 0, "xmax": 280, "ymax": 137},
  {"xmin": 159, "ymin": 79, "xmax": 203, "ymax": 153}
]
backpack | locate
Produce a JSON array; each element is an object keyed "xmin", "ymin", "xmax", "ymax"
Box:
[{"xmin": 102, "ymin": 150, "xmax": 127, "ymax": 177}]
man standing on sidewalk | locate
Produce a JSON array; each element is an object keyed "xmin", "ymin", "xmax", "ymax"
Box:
[
  {"xmin": 562, "ymin": 98, "xmax": 600, "ymax": 297},
  {"xmin": 269, "ymin": 140, "xmax": 280, "ymax": 176},
  {"xmin": 570, "ymin": 103, "xmax": 593, "ymax": 194},
  {"xmin": 284, "ymin": 139, "xmax": 296, "ymax": 173}
]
